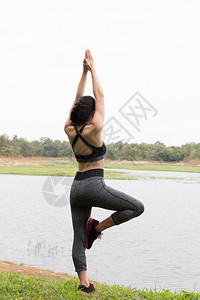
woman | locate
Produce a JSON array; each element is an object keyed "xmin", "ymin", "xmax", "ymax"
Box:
[{"xmin": 64, "ymin": 49, "xmax": 144, "ymax": 294}]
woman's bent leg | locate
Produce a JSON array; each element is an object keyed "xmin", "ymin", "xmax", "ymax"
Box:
[
  {"xmin": 84, "ymin": 177, "xmax": 145, "ymax": 226},
  {"xmin": 95, "ymin": 216, "xmax": 115, "ymax": 232},
  {"xmin": 102, "ymin": 179, "xmax": 144, "ymax": 225}
]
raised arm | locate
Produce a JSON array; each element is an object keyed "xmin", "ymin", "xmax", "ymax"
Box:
[
  {"xmin": 84, "ymin": 50, "xmax": 105, "ymax": 130},
  {"xmin": 64, "ymin": 60, "xmax": 89, "ymax": 130}
]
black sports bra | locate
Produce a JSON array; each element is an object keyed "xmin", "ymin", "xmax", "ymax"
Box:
[{"xmin": 71, "ymin": 124, "xmax": 106, "ymax": 163}]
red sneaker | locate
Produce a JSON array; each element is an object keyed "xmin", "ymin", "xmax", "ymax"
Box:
[{"xmin": 86, "ymin": 218, "xmax": 103, "ymax": 249}]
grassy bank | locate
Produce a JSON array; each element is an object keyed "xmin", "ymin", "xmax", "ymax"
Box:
[
  {"xmin": 0, "ymin": 162, "xmax": 133, "ymax": 180},
  {"xmin": 105, "ymin": 161, "xmax": 200, "ymax": 173},
  {"xmin": 0, "ymin": 271, "xmax": 199, "ymax": 300},
  {"xmin": 0, "ymin": 158, "xmax": 200, "ymax": 178}
]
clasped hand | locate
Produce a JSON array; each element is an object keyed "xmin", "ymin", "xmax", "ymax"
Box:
[{"xmin": 83, "ymin": 49, "xmax": 94, "ymax": 72}]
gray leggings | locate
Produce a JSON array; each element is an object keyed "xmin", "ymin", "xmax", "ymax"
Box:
[{"xmin": 70, "ymin": 169, "xmax": 144, "ymax": 272}]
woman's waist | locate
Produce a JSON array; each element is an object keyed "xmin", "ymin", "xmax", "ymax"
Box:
[
  {"xmin": 77, "ymin": 159, "xmax": 104, "ymax": 172},
  {"xmin": 74, "ymin": 168, "xmax": 104, "ymax": 180}
]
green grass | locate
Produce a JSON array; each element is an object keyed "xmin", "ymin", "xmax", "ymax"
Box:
[
  {"xmin": 0, "ymin": 271, "xmax": 199, "ymax": 299},
  {"xmin": 0, "ymin": 159, "xmax": 77, "ymax": 177},
  {"xmin": 0, "ymin": 159, "xmax": 141, "ymax": 179},
  {"xmin": 0, "ymin": 158, "xmax": 200, "ymax": 179},
  {"xmin": 104, "ymin": 162, "xmax": 200, "ymax": 173},
  {"xmin": 0, "ymin": 164, "xmax": 133, "ymax": 179}
]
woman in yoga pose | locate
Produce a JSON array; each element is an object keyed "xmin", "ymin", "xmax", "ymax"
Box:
[{"xmin": 64, "ymin": 49, "xmax": 144, "ymax": 294}]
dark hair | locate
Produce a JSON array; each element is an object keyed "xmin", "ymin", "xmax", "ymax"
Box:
[{"xmin": 70, "ymin": 95, "xmax": 95, "ymax": 125}]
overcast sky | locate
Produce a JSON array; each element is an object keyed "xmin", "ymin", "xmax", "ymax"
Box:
[{"xmin": 0, "ymin": 0, "xmax": 200, "ymax": 146}]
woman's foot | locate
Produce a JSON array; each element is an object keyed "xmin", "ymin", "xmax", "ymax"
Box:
[
  {"xmin": 78, "ymin": 282, "xmax": 95, "ymax": 293},
  {"xmin": 86, "ymin": 218, "xmax": 103, "ymax": 249}
]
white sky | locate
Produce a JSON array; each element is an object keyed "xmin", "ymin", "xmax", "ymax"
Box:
[{"xmin": 0, "ymin": 0, "xmax": 200, "ymax": 146}]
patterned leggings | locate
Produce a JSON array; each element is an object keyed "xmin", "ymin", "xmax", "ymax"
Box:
[{"xmin": 70, "ymin": 168, "xmax": 145, "ymax": 272}]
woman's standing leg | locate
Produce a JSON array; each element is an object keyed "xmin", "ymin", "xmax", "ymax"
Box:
[{"xmin": 71, "ymin": 205, "xmax": 91, "ymax": 286}]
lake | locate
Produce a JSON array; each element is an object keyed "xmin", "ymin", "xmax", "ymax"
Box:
[{"xmin": 0, "ymin": 170, "xmax": 200, "ymax": 293}]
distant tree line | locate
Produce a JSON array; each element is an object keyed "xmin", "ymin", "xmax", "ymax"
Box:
[
  {"xmin": 0, "ymin": 134, "xmax": 72, "ymax": 158},
  {"xmin": 106, "ymin": 141, "xmax": 200, "ymax": 162},
  {"xmin": 0, "ymin": 134, "xmax": 200, "ymax": 162}
]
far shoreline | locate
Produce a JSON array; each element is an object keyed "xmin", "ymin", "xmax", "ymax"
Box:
[{"xmin": 0, "ymin": 156, "xmax": 200, "ymax": 177}]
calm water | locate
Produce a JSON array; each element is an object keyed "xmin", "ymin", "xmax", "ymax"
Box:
[{"xmin": 0, "ymin": 170, "xmax": 200, "ymax": 292}]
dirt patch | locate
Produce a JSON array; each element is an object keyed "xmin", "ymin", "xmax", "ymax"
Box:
[
  {"xmin": 0, "ymin": 156, "xmax": 200, "ymax": 167},
  {"xmin": 0, "ymin": 261, "xmax": 71, "ymax": 281},
  {"xmin": 175, "ymin": 159, "xmax": 200, "ymax": 167},
  {"xmin": 105, "ymin": 158, "xmax": 200, "ymax": 167},
  {"xmin": 105, "ymin": 159, "xmax": 161, "ymax": 165},
  {"xmin": 0, "ymin": 157, "xmax": 47, "ymax": 166}
]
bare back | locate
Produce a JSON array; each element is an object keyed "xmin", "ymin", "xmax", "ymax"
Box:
[{"xmin": 65, "ymin": 124, "xmax": 104, "ymax": 172}]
